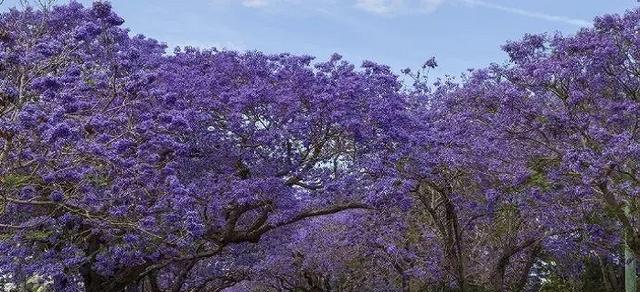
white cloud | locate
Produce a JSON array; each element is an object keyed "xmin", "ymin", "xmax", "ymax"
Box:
[
  {"xmin": 242, "ymin": 0, "xmax": 270, "ymax": 8},
  {"xmin": 354, "ymin": 0, "xmax": 403, "ymax": 15},
  {"xmin": 461, "ymin": 0, "xmax": 590, "ymax": 27},
  {"xmin": 221, "ymin": 0, "xmax": 590, "ymax": 27},
  {"xmin": 210, "ymin": 0, "xmax": 277, "ymax": 9},
  {"xmin": 354, "ymin": 0, "xmax": 445, "ymax": 15},
  {"xmin": 221, "ymin": 0, "xmax": 443, "ymax": 15},
  {"xmin": 419, "ymin": 0, "xmax": 444, "ymax": 13}
]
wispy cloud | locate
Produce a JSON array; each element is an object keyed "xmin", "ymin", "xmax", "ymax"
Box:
[
  {"xmin": 419, "ymin": 0, "xmax": 445, "ymax": 14},
  {"xmin": 217, "ymin": 0, "xmax": 591, "ymax": 27},
  {"xmin": 461, "ymin": 0, "xmax": 590, "ymax": 27},
  {"xmin": 355, "ymin": 0, "xmax": 402, "ymax": 15},
  {"xmin": 222, "ymin": 0, "xmax": 334, "ymax": 11},
  {"xmin": 211, "ymin": 0, "xmax": 276, "ymax": 9},
  {"xmin": 241, "ymin": 0, "xmax": 271, "ymax": 8},
  {"xmin": 354, "ymin": 0, "xmax": 445, "ymax": 15}
]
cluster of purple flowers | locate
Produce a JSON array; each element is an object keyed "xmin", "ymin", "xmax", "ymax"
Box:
[{"xmin": 0, "ymin": 1, "xmax": 639, "ymax": 292}]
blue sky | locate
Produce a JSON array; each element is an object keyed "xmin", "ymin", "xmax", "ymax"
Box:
[{"xmin": 2, "ymin": 0, "xmax": 636, "ymax": 78}]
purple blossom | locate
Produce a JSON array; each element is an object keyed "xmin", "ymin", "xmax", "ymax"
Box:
[
  {"xmin": 422, "ymin": 56, "xmax": 438, "ymax": 69},
  {"xmin": 0, "ymin": 2, "xmax": 634, "ymax": 291},
  {"xmin": 49, "ymin": 190, "xmax": 64, "ymax": 202}
]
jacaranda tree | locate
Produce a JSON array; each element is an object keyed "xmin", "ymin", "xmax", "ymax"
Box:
[
  {"xmin": 1, "ymin": 1, "xmax": 640, "ymax": 292},
  {"xmin": 0, "ymin": 2, "xmax": 409, "ymax": 291}
]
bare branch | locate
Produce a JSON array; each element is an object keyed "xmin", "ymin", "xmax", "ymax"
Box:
[{"xmin": 254, "ymin": 202, "xmax": 371, "ymax": 237}]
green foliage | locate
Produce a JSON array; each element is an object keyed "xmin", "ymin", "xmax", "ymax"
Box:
[
  {"xmin": 0, "ymin": 173, "xmax": 32, "ymax": 189},
  {"xmin": 538, "ymin": 258, "xmax": 623, "ymax": 292},
  {"xmin": 539, "ymin": 275, "xmax": 577, "ymax": 292},
  {"xmin": 87, "ymin": 173, "xmax": 111, "ymax": 188},
  {"xmin": 25, "ymin": 230, "xmax": 52, "ymax": 241},
  {"xmin": 525, "ymin": 157, "xmax": 555, "ymax": 191},
  {"xmin": 493, "ymin": 203, "xmax": 520, "ymax": 237}
]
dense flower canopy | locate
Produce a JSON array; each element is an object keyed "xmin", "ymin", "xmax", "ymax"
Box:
[{"xmin": 0, "ymin": 1, "xmax": 639, "ymax": 292}]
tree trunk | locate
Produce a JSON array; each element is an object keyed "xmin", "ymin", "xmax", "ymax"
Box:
[
  {"xmin": 491, "ymin": 257, "xmax": 508, "ymax": 292},
  {"xmin": 513, "ymin": 244, "xmax": 542, "ymax": 292},
  {"xmin": 79, "ymin": 234, "xmax": 108, "ymax": 292}
]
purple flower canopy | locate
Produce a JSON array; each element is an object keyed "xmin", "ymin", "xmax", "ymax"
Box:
[{"xmin": 0, "ymin": 1, "xmax": 638, "ymax": 291}]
